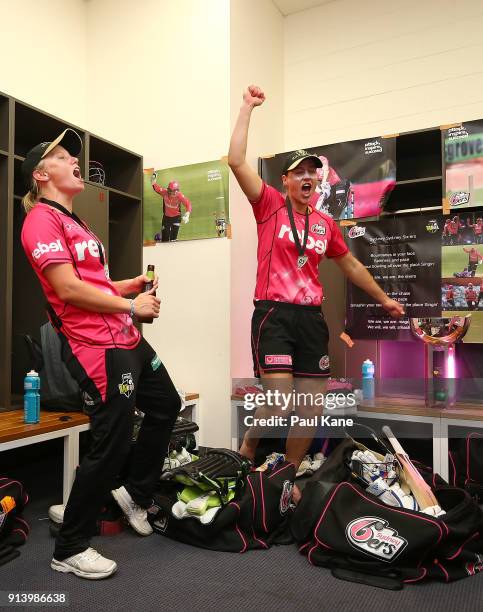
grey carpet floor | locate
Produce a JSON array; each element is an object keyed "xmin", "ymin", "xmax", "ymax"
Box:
[{"xmin": 2, "ymin": 493, "xmax": 482, "ymax": 612}]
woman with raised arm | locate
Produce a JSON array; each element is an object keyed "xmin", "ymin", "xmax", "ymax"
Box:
[
  {"xmin": 228, "ymin": 86, "xmax": 404, "ymax": 497},
  {"xmin": 21, "ymin": 129, "xmax": 181, "ymax": 579}
]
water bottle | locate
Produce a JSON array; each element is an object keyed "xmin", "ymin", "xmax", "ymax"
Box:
[
  {"xmin": 141, "ymin": 265, "xmax": 155, "ymax": 324},
  {"xmin": 24, "ymin": 370, "xmax": 40, "ymax": 424},
  {"xmin": 362, "ymin": 359, "xmax": 375, "ymax": 402}
]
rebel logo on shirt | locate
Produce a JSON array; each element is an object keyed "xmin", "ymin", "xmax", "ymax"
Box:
[
  {"xmin": 278, "ymin": 225, "xmax": 327, "ymax": 255},
  {"xmin": 32, "ymin": 238, "xmax": 103, "ymax": 263},
  {"xmin": 74, "ymin": 239, "xmax": 102, "ymax": 262},
  {"xmin": 31, "ymin": 240, "xmax": 64, "ymax": 260}
]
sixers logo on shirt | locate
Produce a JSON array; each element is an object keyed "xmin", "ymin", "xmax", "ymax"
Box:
[
  {"xmin": 346, "ymin": 517, "xmax": 408, "ymax": 562},
  {"xmin": 311, "ymin": 223, "xmax": 326, "ymax": 236}
]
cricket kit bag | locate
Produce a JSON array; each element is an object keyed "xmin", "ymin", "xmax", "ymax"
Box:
[
  {"xmin": 151, "ymin": 449, "xmax": 295, "ymax": 552},
  {"xmin": 0, "ymin": 477, "xmax": 30, "ymax": 566},
  {"xmin": 291, "ymin": 438, "xmax": 483, "ymax": 588},
  {"xmin": 449, "ymin": 432, "xmax": 483, "ymax": 502}
]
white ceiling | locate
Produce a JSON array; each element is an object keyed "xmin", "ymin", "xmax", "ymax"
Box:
[{"xmin": 272, "ymin": 0, "xmax": 336, "ymax": 17}]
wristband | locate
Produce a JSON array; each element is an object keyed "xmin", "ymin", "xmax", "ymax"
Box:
[{"xmin": 129, "ymin": 299, "xmax": 136, "ymax": 319}]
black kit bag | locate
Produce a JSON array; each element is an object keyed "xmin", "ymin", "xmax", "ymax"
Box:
[
  {"xmin": 449, "ymin": 432, "xmax": 483, "ymax": 502},
  {"xmin": 151, "ymin": 451, "xmax": 295, "ymax": 552},
  {"xmin": 0, "ymin": 477, "xmax": 30, "ymax": 566},
  {"xmin": 291, "ymin": 438, "xmax": 483, "ymax": 588}
]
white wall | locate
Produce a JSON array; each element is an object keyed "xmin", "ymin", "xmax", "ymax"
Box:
[
  {"xmin": 284, "ymin": 0, "xmax": 483, "ymax": 149},
  {"xmin": 230, "ymin": 0, "xmax": 284, "ymax": 378},
  {"xmin": 0, "ymin": 0, "xmax": 87, "ymax": 127},
  {"xmin": 85, "ymin": 0, "xmax": 231, "ymax": 446}
]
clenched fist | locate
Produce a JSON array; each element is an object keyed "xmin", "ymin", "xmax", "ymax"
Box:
[{"xmin": 243, "ymin": 85, "xmax": 266, "ymax": 108}]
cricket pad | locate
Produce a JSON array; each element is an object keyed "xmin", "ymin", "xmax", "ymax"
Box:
[{"xmin": 151, "ymin": 451, "xmax": 295, "ymax": 552}]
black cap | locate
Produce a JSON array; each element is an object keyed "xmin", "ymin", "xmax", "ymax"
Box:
[
  {"xmin": 282, "ymin": 149, "xmax": 322, "ymax": 175},
  {"xmin": 22, "ymin": 128, "xmax": 83, "ymax": 189}
]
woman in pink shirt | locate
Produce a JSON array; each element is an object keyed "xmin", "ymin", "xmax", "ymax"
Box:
[
  {"xmin": 228, "ymin": 86, "xmax": 404, "ymax": 498},
  {"xmin": 21, "ymin": 129, "xmax": 181, "ymax": 579}
]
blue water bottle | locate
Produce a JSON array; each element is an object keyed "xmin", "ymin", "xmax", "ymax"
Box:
[
  {"xmin": 362, "ymin": 359, "xmax": 375, "ymax": 402},
  {"xmin": 24, "ymin": 370, "xmax": 40, "ymax": 424}
]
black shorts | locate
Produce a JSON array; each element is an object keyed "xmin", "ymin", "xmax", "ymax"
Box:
[{"xmin": 251, "ymin": 300, "xmax": 330, "ymax": 378}]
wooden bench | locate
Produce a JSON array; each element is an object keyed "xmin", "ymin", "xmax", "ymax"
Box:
[
  {"xmin": 0, "ymin": 393, "xmax": 200, "ymax": 505},
  {"xmin": 0, "ymin": 410, "xmax": 90, "ymax": 505}
]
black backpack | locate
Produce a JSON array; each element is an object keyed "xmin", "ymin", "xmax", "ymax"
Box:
[{"xmin": 24, "ymin": 322, "xmax": 83, "ymax": 411}]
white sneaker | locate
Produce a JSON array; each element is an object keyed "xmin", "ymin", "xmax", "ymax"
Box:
[
  {"xmin": 51, "ymin": 547, "xmax": 117, "ymax": 579},
  {"xmin": 111, "ymin": 486, "xmax": 153, "ymax": 535},
  {"xmin": 48, "ymin": 504, "xmax": 65, "ymax": 524}
]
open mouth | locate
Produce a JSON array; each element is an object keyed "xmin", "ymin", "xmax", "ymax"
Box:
[
  {"xmin": 301, "ymin": 182, "xmax": 312, "ymax": 195},
  {"xmin": 73, "ymin": 166, "xmax": 82, "ymax": 179}
]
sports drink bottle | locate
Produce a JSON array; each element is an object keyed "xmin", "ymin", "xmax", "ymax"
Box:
[
  {"xmin": 362, "ymin": 359, "xmax": 375, "ymax": 402},
  {"xmin": 24, "ymin": 370, "xmax": 40, "ymax": 424}
]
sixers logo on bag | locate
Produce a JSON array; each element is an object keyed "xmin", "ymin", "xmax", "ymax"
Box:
[
  {"xmin": 279, "ymin": 480, "xmax": 293, "ymax": 516},
  {"xmin": 465, "ymin": 554, "xmax": 483, "ymax": 576},
  {"xmin": 346, "ymin": 516, "xmax": 408, "ymax": 562}
]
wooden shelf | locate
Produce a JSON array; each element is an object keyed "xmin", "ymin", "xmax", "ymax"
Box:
[
  {"xmin": 107, "ymin": 185, "xmax": 140, "ymax": 201},
  {"xmin": 385, "ymin": 175, "xmax": 443, "ymax": 212},
  {"xmin": 88, "ymin": 135, "xmax": 142, "ymax": 198},
  {"xmin": 395, "ymin": 176, "xmax": 442, "ymax": 186},
  {"xmin": 0, "ymin": 94, "xmax": 9, "ymax": 152}
]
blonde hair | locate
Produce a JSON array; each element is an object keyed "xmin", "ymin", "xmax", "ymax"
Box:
[{"xmin": 21, "ymin": 159, "xmax": 45, "ymax": 214}]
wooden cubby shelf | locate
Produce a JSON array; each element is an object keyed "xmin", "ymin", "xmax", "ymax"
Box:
[
  {"xmin": 385, "ymin": 177, "xmax": 442, "ymax": 212},
  {"xmin": 0, "ymin": 94, "xmax": 9, "ymax": 152},
  {"xmin": 0, "ymin": 90, "xmax": 143, "ymax": 410},
  {"xmin": 88, "ymin": 135, "xmax": 142, "ymax": 198},
  {"xmin": 396, "ymin": 128, "xmax": 442, "ymax": 182}
]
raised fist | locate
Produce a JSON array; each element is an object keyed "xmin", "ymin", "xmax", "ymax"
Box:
[{"xmin": 243, "ymin": 85, "xmax": 266, "ymax": 108}]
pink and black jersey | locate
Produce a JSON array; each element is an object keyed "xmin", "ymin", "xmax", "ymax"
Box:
[
  {"xmin": 152, "ymin": 183, "xmax": 192, "ymax": 217},
  {"xmin": 21, "ymin": 202, "xmax": 140, "ymax": 349},
  {"xmin": 250, "ymin": 182, "xmax": 348, "ymax": 306}
]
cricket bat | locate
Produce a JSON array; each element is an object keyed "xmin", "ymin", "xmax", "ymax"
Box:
[{"xmin": 382, "ymin": 426, "xmax": 439, "ymax": 510}]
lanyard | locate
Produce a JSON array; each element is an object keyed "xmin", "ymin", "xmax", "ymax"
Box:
[
  {"xmin": 285, "ymin": 196, "xmax": 309, "ymax": 268},
  {"xmin": 39, "ymin": 197, "xmax": 105, "ymax": 267}
]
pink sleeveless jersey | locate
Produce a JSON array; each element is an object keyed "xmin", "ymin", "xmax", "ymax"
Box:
[{"xmin": 250, "ymin": 183, "xmax": 348, "ymax": 306}]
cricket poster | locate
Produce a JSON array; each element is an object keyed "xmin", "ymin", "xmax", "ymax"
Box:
[
  {"xmin": 260, "ymin": 137, "xmax": 396, "ymax": 220},
  {"xmin": 345, "ymin": 215, "xmax": 442, "ymax": 340},
  {"xmin": 444, "ymin": 120, "xmax": 483, "ymax": 210},
  {"xmin": 143, "ymin": 160, "xmax": 229, "ymax": 243},
  {"xmin": 441, "ymin": 210, "xmax": 483, "ymax": 343}
]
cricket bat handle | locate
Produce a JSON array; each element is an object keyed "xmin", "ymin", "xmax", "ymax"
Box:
[{"xmin": 382, "ymin": 426, "xmax": 405, "ymax": 456}]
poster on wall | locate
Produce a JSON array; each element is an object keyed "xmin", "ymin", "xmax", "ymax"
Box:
[
  {"xmin": 441, "ymin": 210, "xmax": 483, "ymax": 342},
  {"xmin": 260, "ymin": 136, "xmax": 396, "ymax": 220},
  {"xmin": 345, "ymin": 214, "xmax": 442, "ymax": 340},
  {"xmin": 143, "ymin": 160, "xmax": 229, "ymax": 243},
  {"xmin": 444, "ymin": 120, "xmax": 483, "ymax": 210}
]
